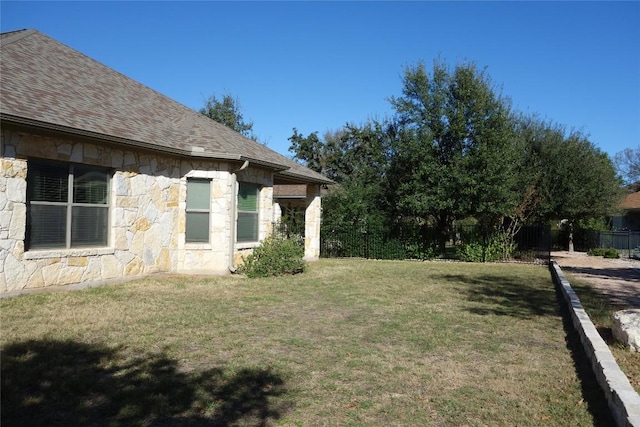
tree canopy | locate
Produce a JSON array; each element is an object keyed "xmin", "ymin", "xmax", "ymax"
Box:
[
  {"xmin": 614, "ymin": 146, "xmax": 640, "ymax": 185},
  {"xmin": 200, "ymin": 93, "xmax": 255, "ymax": 139},
  {"xmin": 387, "ymin": 60, "xmax": 517, "ymax": 239},
  {"xmin": 288, "ymin": 59, "xmax": 624, "ymax": 253}
]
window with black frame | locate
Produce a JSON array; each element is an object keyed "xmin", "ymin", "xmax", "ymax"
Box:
[{"xmin": 27, "ymin": 160, "xmax": 110, "ymax": 249}]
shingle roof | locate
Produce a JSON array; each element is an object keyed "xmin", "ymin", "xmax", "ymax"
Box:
[
  {"xmin": 621, "ymin": 191, "xmax": 640, "ymax": 211},
  {"xmin": 0, "ymin": 29, "xmax": 332, "ymax": 184}
]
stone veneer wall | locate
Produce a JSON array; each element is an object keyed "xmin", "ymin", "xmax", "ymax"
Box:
[
  {"xmin": 0, "ymin": 129, "xmax": 185, "ymax": 292},
  {"xmin": 1, "ymin": 128, "xmax": 320, "ymax": 292},
  {"xmin": 0, "ymin": 129, "xmax": 281, "ymax": 292},
  {"xmin": 304, "ymin": 185, "xmax": 322, "ymax": 260}
]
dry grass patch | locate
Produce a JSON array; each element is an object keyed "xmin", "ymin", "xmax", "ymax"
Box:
[
  {"xmin": 567, "ymin": 278, "xmax": 640, "ymax": 394},
  {"xmin": 2, "ymin": 259, "xmax": 612, "ymax": 425}
]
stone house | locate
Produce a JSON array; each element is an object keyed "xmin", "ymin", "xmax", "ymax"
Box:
[{"xmin": 0, "ymin": 29, "xmax": 332, "ymax": 293}]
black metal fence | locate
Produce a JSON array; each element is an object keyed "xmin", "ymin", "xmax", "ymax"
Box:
[
  {"xmin": 320, "ymin": 224, "xmax": 551, "ymax": 264},
  {"xmin": 551, "ymin": 229, "xmax": 640, "ymax": 259},
  {"xmin": 595, "ymin": 231, "xmax": 640, "ymax": 259}
]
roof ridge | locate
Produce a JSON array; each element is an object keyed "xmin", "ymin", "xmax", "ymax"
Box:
[
  {"xmin": 0, "ymin": 29, "xmax": 36, "ymax": 47},
  {"xmin": 1, "ymin": 29, "xmax": 333, "ymax": 184}
]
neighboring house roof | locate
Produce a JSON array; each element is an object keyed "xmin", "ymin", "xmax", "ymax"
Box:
[
  {"xmin": 621, "ymin": 191, "xmax": 640, "ymax": 211},
  {"xmin": 0, "ymin": 29, "xmax": 332, "ymax": 185}
]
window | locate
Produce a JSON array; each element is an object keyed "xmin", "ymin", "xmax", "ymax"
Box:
[
  {"xmin": 237, "ymin": 182, "xmax": 260, "ymax": 243},
  {"xmin": 186, "ymin": 178, "xmax": 211, "ymax": 243},
  {"xmin": 27, "ymin": 160, "xmax": 110, "ymax": 249}
]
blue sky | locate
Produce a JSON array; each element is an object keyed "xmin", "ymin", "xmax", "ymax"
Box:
[{"xmin": 2, "ymin": 1, "xmax": 639, "ymax": 159}]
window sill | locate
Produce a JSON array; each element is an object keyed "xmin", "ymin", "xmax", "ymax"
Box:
[
  {"xmin": 24, "ymin": 247, "xmax": 115, "ymax": 260},
  {"xmin": 236, "ymin": 242, "xmax": 260, "ymax": 250},
  {"xmin": 185, "ymin": 243, "xmax": 212, "ymax": 250}
]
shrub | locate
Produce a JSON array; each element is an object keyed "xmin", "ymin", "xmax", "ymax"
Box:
[
  {"xmin": 238, "ymin": 235, "xmax": 306, "ymax": 278},
  {"xmin": 455, "ymin": 233, "xmax": 517, "ymax": 262},
  {"xmin": 587, "ymin": 247, "xmax": 619, "ymax": 258}
]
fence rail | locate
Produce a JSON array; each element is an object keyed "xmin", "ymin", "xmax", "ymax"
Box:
[
  {"xmin": 320, "ymin": 224, "xmax": 551, "ymax": 264},
  {"xmin": 597, "ymin": 231, "xmax": 640, "ymax": 259}
]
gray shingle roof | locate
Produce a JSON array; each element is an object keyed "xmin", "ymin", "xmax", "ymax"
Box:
[{"xmin": 0, "ymin": 29, "xmax": 331, "ymax": 184}]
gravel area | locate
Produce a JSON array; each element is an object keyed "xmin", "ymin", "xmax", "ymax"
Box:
[{"xmin": 551, "ymin": 251, "xmax": 640, "ymax": 309}]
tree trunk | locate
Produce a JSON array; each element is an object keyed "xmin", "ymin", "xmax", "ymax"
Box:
[{"xmin": 568, "ymin": 221, "xmax": 574, "ymax": 252}]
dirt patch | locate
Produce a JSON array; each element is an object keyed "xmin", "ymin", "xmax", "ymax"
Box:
[{"xmin": 552, "ymin": 251, "xmax": 640, "ymax": 309}]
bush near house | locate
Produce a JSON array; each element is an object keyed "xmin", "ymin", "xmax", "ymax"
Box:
[{"xmin": 238, "ymin": 235, "xmax": 306, "ymax": 278}]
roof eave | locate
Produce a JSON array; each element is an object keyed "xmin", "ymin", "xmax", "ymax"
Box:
[{"xmin": 3, "ymin": 114, "xmax": 282, "ymax": 165}]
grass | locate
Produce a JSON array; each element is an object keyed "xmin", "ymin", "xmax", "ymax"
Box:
[
  {"xmin": 567, "ymin": 277, "xmax": 640, "ymax": 394},
  {"xmin": 1, "ymin": 259, "xmax": 613, "ymax": 426}
]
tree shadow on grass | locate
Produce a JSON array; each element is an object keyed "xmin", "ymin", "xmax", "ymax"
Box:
[
  {"xmin": 436, "ymin": 274, "xmax": 559, "ymax": 319},
  {"xmin": 1, "ymin": 339, "xmax": 289, "ymax": 426}
]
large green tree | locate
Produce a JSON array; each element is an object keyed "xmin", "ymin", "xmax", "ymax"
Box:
[
  {"xmin": 200, "ymin": 93, "xmax": 255, "ymax": 139},
  {"xmin": 514, "ymin": 115, "xmax": 623, "ymax": 250},
  {"xmin": 289, "ymin": 121, "xmax": 393, "ymax": 231},
  {"xmin": 387, "ymin": 60, "xmax": 517, "ymax": 250}
]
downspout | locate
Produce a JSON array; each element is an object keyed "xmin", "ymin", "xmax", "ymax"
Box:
[{"xmin": 229, "ymin": 160, "xmax": 249, "ymax": 273}]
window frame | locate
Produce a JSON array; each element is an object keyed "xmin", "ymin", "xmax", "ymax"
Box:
[
  {"xmin": 237, "ymin": 182, "xmax": 260, "ymax": 243},
  {"xmin": 185, "ymin": 178, "xmax": 211, "ymax": 244},
  {"xmin": 26, "ymin": 159, "xmax": 111, "ymax": 250}
]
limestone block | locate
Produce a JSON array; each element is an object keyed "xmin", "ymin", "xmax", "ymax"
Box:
[
  {"xmin": 82, "ymin": 257, "xmax": 103, "ymax": 282},
  {"xmin": 59, "ymin": 266, "xmax": 85, "ymax": 285},
  {"xmin": 112, "ymin": 209, "xmax": 126, "ymax": 228},
  {"xmin": 117, "ymin": 197, "xmax": 140, "ymax": 208},
  {"xmin": 156, "ymin": 248, "xmax": 171, "ymax": 271},
  {"xmin": 70, "ymin": 144, "xmax": 83, "ymax": 162},
  {"xmin": 9, "ymin": 203, "xmax": 27, "ymax": 240},
  {"xmin": 0, "ymin": 211, "xmax": 12, "ymax": 232},
  {"xmin": 0, "ymin": 185, "xmax": 8, "ymax": 212},
  {"xmin": 125, "ymin": 258, "xmax": 143, "ymax": 276},
  {"xmin": 123, "ymin": 152, "xmax": 137, "ymax": 167},
  {"xmin": 134, "ymin": 217, "xmax": 151, "ymax": 232},
  {"xmin": 130, "ymin": 231, "xmax": 144, "ymax": 255},
  {"xmin": 6, "ymin": 177, "xmax": 26, "ymax": 203},
  {"xmin": 148, "ymin": 185, "xmax": 162, "ymax": 208},
  {"xmin": 67, "ymin": 257, "xmax": 88, "ymax": 267},
  {"xmin": 84, "ymin": 143, "xmax": 99, "ymax": 159},
  {"xmin": 102, "ymin": 255, "xmax": 123, "ymax": 279},
  {"xmin": 114, "ymin": 173, "xmax": 129, "ymax": 196},
  {"xmin": 22, "ymin": 139, "xmax": 57, "ymax": 159},
  {"xmin": 613, "ymin": 309, "xmax": 640, "ymax": 352},
  {"xmin": 1, "ymin": 160, "xmax": 16, "ymax": 176},
  {"xmin": 4, "ymin": 254, "xmax": 30, "ymax": 290},
  {"xmin": 114, "ymin": 229, "xmax": 129, "ymax": 250},
  {"xmin": 41, "ymin": 262, "xmax": 62, "ymax": 286},
  {"xmin": 158, "ymin": 213, "xmax": 174, "ymax": 247},
  {"xmin": 144, "ymin": 203, "xmax": 159, "ymax": 223},
  {"xmin": 115, "ymin": 250, "xmax": 135, "ymax": 266},
  {"xmin": 124, "ymin": 209, "xmax": 138, "ymax": 226},
  {"xmin": 143, "ymin": 246, "xmax": 155, "ymax": 266},
  {"xmin": 57, "ymin": 142, "xmax": 72, "ymax": 156},
  {"xmin": 111, "ymin": 150, "xmax": 124, "ymax": 168},
  {"xmin": 26, "ymin": 269, "xmax": 44, "ymax": 288}
]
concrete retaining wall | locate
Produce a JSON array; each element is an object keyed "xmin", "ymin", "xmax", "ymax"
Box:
[{"xmin": 550, "ymin": 261, "xmax": 640, "ymax": 427}]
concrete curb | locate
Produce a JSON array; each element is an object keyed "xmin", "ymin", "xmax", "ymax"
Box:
[{"xmin": 550, "ymin": 260, "xmax": 640, "ymax": 427}]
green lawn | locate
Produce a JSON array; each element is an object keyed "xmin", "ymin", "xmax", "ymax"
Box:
[{"xmin": 1, "ymin": 259, "xmax": 613, "ymax": 426}]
